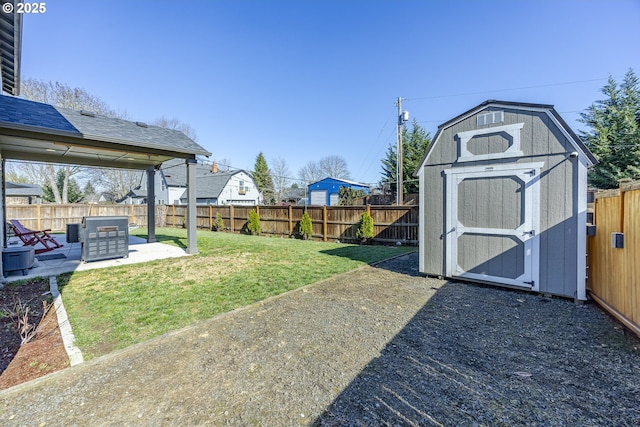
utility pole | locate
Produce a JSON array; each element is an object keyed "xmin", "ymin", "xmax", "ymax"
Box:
[{"xmin": 396, "ymin": 97, "xmax": 408, "ymax": 206}]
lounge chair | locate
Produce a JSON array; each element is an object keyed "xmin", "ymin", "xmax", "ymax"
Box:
[{"xmin": 7, "ymin": 219, "xmax": 64, "ymax": 254}]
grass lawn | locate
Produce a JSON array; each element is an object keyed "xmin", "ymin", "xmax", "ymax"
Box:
[{"xmin": 59, "ymin": 228, "xmax": 415, "ymax": 360}]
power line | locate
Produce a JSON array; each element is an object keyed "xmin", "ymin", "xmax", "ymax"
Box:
[{"xmin": 405, "ymin": 77, "xmax": 614, "ymax": 102}]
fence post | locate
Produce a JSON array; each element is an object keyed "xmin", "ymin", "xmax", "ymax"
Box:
[
  {"xmin": 289, "ymin": 205, "xmax": 293, "ymax": 236},
  {"xmin": 36, "ymin": 204, "xmax": 41, "ymax": 230},
  {"xmin": 172, "ymin": 204, "xmax": 176, "ymax": 228},
  {"xmin": 230, "ymin": 205, "xmax": 234, "ymax": 233},
  {"xmin": 323, "ymin": 205, "xmax": 327, "ymax": 242},
  {"xmin": 209, "ymin": 205, "xmax": 213, "ymax": 230},
  {"xmin": 130, "ymin": 204, "xmax": 135, "ymax": 225}
]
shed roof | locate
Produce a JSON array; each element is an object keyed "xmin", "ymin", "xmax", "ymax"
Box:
[
  {"xmin": 0, "ymin": 95, "xmax": 211, "ymax": 169},
  {"xmin": 415, "ymin": 100, "xmax": 598, "ymax": 175},
  {"xmin": 5, "ymin": 181, "xmax": 42, "ymax": 197},
  {"xmin": 308, "ymin": 177, "xmax": 370, "ymax": 188}
]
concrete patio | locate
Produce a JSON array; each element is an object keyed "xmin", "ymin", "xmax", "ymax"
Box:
[{"xmin": 3, "ymin": 232, "xmax": 189, "ymax": 281}]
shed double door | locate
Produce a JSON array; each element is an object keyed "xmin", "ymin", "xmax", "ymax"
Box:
[{"xmin": 445, "ymin": 163, "xmax": 542, "ymax": 290}]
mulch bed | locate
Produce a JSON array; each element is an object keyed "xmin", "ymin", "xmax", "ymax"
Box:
[{"xmin": 0, "ymin": 278, "xmax": 69, "ymax": 390}]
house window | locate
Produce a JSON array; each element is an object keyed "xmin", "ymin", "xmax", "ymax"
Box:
[{"xmin": 239, "ymin": 180, "xmax": 246, "ymax": 195}]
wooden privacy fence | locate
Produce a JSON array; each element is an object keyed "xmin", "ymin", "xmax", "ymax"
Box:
[
  {"xmin": 6, "ymin": 204, "xmax": 147, "ymax": 232},
  {"xmin": 165, "ymin": 204, "xmax": 419, "ymax": 245},
  {"xmin": 587, "ymin": 180, "xmax": 640, "ymax": 337},
  {"xmin": 6, "ymin": 203, "xmax": 419, "ymax": 245}
]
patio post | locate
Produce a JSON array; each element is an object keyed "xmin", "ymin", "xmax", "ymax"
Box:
[
  {"xmin": 186, "ymin": 158, "xmax": 198, "ymax": 255},
  {"xmin": 0, "ymin": 157, "xmax": 5, "ymax": 279},
  {"xmin": 146, "ymin": 166, "xmax": 156, "ymax": 243}
]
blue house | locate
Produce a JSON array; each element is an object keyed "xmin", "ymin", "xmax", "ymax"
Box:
[{"xmin": 308, "ymin": 177, "xmax": 370, "ymax": 206}]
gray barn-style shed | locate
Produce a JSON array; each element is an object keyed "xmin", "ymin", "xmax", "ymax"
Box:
[{"xmin": 416, "ymin": 100, "xmax": 597, "ymax": 300}]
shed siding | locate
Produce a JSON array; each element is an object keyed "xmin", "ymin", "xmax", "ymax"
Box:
[{"xmin": 421, "ymin": 104, "xmax": 583, "ymax": 299}]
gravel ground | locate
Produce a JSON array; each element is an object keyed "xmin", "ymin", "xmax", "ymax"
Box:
[{"xmin": 1, "ymin": 252, "xmax": 639, "ymax": 426}]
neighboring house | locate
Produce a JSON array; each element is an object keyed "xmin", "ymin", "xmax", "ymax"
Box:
[
  {"xmin": 122, "ymin": 158, "xmax": 260, "ymax": 205},
  {"xmin": 84, "ymin": 192, "xmax": 116, "ymax": 204},
  {"xmin": 117, "ymin": 188, "xmax": 147, "ymax": 205},
  {"xmin": 307, "ymin": 177, "xmax": 370, "ymax": 206},
  {"xmin": 5, "ymin": 182, "xmax": 43, "ymax": 204},
  {"xmin": 415, "ymin": 100, "xmax": 597, "ymax": 300}
]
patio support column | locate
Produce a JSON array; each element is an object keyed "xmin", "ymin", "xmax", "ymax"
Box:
[
  {"xmin": 186, "ymin": 158, "xmax": 198, "ymax": 255},
  {"xmin": 146, "ymin": 166, "xmax": 156, "ymax": 243},
  {"xmin": 0, "ymin": 156, "xmax": 5, "ymax": 280}
]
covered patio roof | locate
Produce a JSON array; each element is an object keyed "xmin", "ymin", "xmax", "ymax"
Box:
[
  {"xmin": 0, "ymin": 7, "xmax": 210, "ymax": 278},
  {"xmin": 0, "ymin": 95, "xmax": 210, "ymax": 169}
]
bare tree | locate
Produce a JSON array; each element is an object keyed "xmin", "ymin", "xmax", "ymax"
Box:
[
  {"xmin": 92, "ymin": 168, "xmax": 143, "ymax": 201},
  {"xmin": 298, "ymin": 160, "xmax": 324, "ymax": 185},
  {"xmin": 21, "ymin": 78, "xmax": 116, "ymax": 116},
  {"xmin": 17, "ymin": 79, "xmax": 200, "ymax": 203},
  {"xmin": 318, "ymin": 155, "xmax": 351, "ymax": 180},
  {"xmin": 271, "ymin": 157, "xmax": 291, "ymax": 202},
  {"xmin": 297, "ymin": 155, "xmax": 351, "ymax": 185},
  {"xmin": 151, "ymin": 116, "xmax": 198, "ymax": 142},
  {"xmin": 18, "ymin": 78, "xmax": 119, "ymax": 203}
]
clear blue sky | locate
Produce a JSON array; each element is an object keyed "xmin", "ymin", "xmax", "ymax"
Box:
[{"xmin": 21, "ymin": 0, "xmax": 640, "ymax": 186}]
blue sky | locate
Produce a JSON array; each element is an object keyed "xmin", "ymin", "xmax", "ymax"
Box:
[{"xmin": 21, "ymin": 0, "xmax": 640, "ymax": 186}]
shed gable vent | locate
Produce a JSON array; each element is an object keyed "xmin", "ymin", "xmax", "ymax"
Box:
[{"xmin": 477, "ymin": 111, "xmax": 504, "ymax": 126}]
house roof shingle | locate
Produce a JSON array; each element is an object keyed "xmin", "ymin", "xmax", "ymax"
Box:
[
  {"xmin": 160, "ymin": 159, "xmax": 254, "ymax": 200},
  {"xmin": 0, "ymin": 95, "xmax": 211, "ymax": 169}
]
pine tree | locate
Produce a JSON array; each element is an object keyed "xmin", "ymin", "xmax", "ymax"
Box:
[
  {"xmin": 253, "ymin": 152, "xmax": 275, "ymax": 204},
  {"xmin": 380, "ymin": 119, "xmax": 431, "ymax": 195},
  {"xmin": 580, "ymin": 69, "xmax": 640, "ymax": 189}
]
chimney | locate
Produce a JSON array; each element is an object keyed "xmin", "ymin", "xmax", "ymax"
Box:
[{"xmin": 211, "ymin": 162, "xmax": 218, "ymax": 173}]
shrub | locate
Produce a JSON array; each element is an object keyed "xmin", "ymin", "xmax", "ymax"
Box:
[
  {"xmin": 213, "ymin": 213, "xmax": 225, "ymax": 231},
  {"xmin": 356, "ymin": 212, "xmax": 374, "ymax": 242},
  {"xmin": 246, "ymin": 210, "xmax": 261, "ymax": 235},
  {"xmin": 299, "ymin": 212, "xmax": 313, "ymax": 240}
]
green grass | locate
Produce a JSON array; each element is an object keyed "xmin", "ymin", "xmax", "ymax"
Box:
[{"xmin": 60, "ymin": 228, "xmax": 414, "ymax": 360}]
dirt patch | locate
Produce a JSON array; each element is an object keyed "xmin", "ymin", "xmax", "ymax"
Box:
[{"xmin": 0, "ymin": 278, "xmax": 69, "ymax": 390}]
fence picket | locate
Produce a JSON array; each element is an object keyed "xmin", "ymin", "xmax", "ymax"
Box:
[{"xmin": 5, "ymin": 203, "xmax": 419, "ymax": 245}]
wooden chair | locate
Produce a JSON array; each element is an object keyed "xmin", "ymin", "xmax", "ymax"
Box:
[{"xmin": 7, "ymin": 219, "xmax": 64, "ymax": 254}]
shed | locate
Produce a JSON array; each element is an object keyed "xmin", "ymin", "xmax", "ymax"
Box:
[
  {"xmin": 5, "ymin": 182, "xmax": 43, "ymax": 204},
  {"xmin": 415, "ymin": 100, "xmax": 597, "ymax": 300},
  {"xmin": 308, "ymin": 177, "xmax": 369, "ymax": 206}
]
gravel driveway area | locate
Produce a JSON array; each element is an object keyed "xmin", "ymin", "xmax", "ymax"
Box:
[{"xmin": 1, "ymin": 252, "xmax": 639, "ymax": 426}]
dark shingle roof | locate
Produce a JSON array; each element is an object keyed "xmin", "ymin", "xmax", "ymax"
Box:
[
  {"xmin": 5, "ymin": 182, "xmax": 43, "ymax": 197},
  {"xmin": 160, "ymin": 159, "xmax": 252, "ymax": 199},
  {"xmin": 0, "ymin": 95, "xmax": 211, "ymax": 169},
  {"xmin": 0, "ymin": 95, "xmax": 210, "ymax": 156},
  {"xmin": 0, "ymin": 96, "xmax": 78, "ymax": 133}
]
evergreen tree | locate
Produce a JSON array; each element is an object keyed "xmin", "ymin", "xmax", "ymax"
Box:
[
  {"xmin": 253, "ymin": 152, "xmax": 275, "ymax": 204},
  {"xmin": 580, "ymin": 69, "xmax": 640, "ymax": 189},
  {"xmin": 83, "ymin": 181, "xmax": 97, "ymax": 197},
  {"xmin": 380, "ymin": 119, "xmax": 431, "ymax": 196},
  {"xmin": 43, "ymin": 170, "xmax": 84, "ymax": 203}
]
